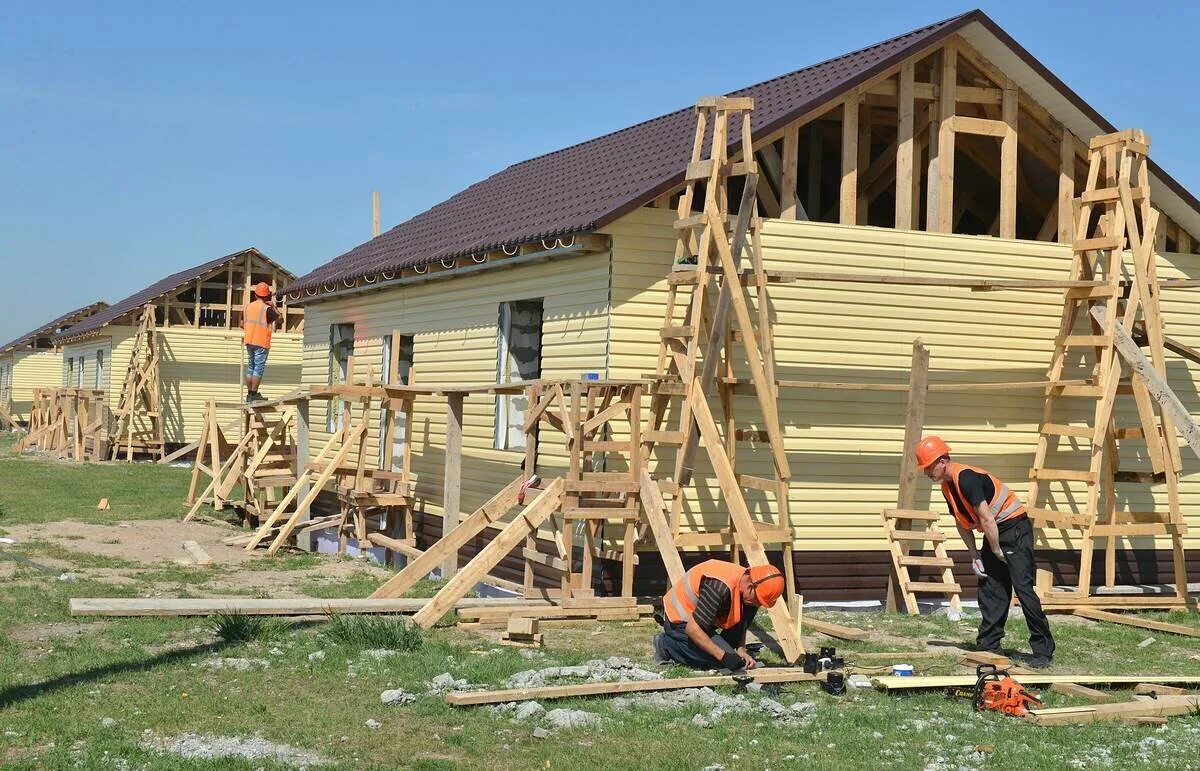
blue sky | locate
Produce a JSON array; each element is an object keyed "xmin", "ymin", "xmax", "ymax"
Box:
[{"xmin": 2, "ymin": 1, "xmax": 1198, "ymax": 344}]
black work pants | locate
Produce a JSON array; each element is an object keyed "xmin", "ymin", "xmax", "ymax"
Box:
[
  {"xmin": 977, "ymin": 516, "xmax": 1055, "ymax": 659},
  {"xmin": 659, "ymin": 607, "xmax": 757, "ymax": 669}
]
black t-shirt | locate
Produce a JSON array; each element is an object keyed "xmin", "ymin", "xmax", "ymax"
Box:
[{"xmin": 944, "ymin": 468, "xmax": 995, "ymax": 523}]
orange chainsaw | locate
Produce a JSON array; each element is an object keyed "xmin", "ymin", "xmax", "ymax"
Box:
[{"xmin": 947, "ymin": 664, "xmax": 1042, "ymax": 717}]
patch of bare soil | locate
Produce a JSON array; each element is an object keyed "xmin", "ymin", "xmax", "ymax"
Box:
[{"xmin": 5, "ymin": 519, "xmax": 256, "ymax": 566}]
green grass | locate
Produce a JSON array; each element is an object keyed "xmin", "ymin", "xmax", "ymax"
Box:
[
  {"xmin": 321, "ymin": 614, "xmax": 424, "ymax": 651},
  {"xmin": 3, "ymin": 451, "xmax": 1200, "ymax": 769},
  {"xmin": 13, "ymin": 539, "xmax": 140, "ymax": 569},
  {"xmin": 210, "ymin": 611, "xmax": 293, "ymax": 643}
]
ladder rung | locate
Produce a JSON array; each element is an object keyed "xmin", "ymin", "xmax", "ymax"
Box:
[
  {"xmin": 685, "ymin": 159, "xmax": 715, "ymax": 181},
  {"xmin": 660, "ymin": 325, "xmax": 695, "ymax": 339},
  {"xmin": 905, "ymin": 581, "xmax": 963, "ymax": 594},
  {"xmin": 898, "ymin": 555, "xmax": 956, "ymax": 568},
  {"xmin": 1074, "ymin": 236, "xmax": 1122, "ymax": 252},
  {"xmin": 1060, "ymin": 334, "xmax": 1112, "ymax": 347},
  {"xmin": 1055, "ymin": 385, "xmax": 1104, "ymax": 397},
  {"xmin": 1030, "ymin": 468, "xmax": 1099, "ymax": 483},
  {"xmin": 1028, "ymin": 507, "xmax": 1093, "ymax": 529},
  {"xmin": 883, "ymin": 508, "xmax": 941, "ymax": 521},
  {"xmin": 1040, "ymin": 422, "xmax": 1093, "ymax": 439},
  {"xmin": 643, "ymin": 430, "xmax": 684, "ymax": 444},
  {"xmin": 1065, "ymin": 286, "xmax": 1118, "ymax": 300},
  {"xmin": 561, "ymin": 507, "xmax": 640, "ymax": 521},
  {"xmin": 1115, "ymin": 427, "xmax": 1146, "ymax": 439},
  {"xmin": 890, "ymin": 530, "xmax": 946, "ymax": 542},
  {"xmin": 667, "ymin": 271, "xmax": 699, "ymax": 286},
  {"xmin": 1090, "ymin": 523, "xmax": 1185, "ymax": 537},
  {"xmin": 1079, "ymin": 185, "xmax": 1148, "ymax": 204},
  {"xmin": 653, "ymin": 383, "xmax": 688, "ymax": 396}
]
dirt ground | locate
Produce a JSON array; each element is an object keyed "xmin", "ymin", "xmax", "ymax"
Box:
[{"xmin": 3, "ymin": 517, "xmax": 393, "ymax": 597}]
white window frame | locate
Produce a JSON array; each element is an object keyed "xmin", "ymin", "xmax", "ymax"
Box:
[
  {"xmin": 327, "ymin": 323, "xmax": 355, "ymax": 432},
  {"xmin": 95, "ymin": 350, "xmax": 104, "ymax": 390},
  {"xmin": 493, "ymin": 299, "xmax": 543, "ymax": 451}
]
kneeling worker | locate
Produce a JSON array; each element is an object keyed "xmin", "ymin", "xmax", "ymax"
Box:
[
  {"xmin": 653, "ymin": 559, "xmax": 786, "ymax": 671},
  {"xmin": 241, "ymin": 281, "xmax": 281, "ymax": 403},
  {"xmin": 916, "ymin": 435, "xmax": 1055, "ymax": 668}
]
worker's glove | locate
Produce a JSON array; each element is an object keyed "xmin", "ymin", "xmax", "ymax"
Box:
[
  {"xmin": 971, "ymin": 558, "xmax": 987, "ymax": 579},
  {"xmin": 720, "ymin": 651, "xmax": 746, "ymax": 672},
  {"xmin": 992, "ymin": 548, "xmax": 1007, "ymax": 564}
]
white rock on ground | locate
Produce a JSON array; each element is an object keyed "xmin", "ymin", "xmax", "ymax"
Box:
[
  {"xmin": 365, "ymin": 719, "xmax": 381, "ymax": 730},
  {"xmin": 513, "ymin": 701, "xmax": 546, "ymax": 722},
  {"xmin": 145, "ymin": 733, "xmax": 328, "ymax": 766},
  {"xmin": 204, "ymin": 658, "xmax": 270, "ymax": 671},
  {"xmin": 360, "ymin": 649, "xmax": 399, "ymax": 660},
  {"xmin": 544, "ymin": 708, "xmax": 601, "ymax": 730},
  {"xmin": 380, "ymin": 689, "xmax": 416, "ymax": 706},
  {"xmin": 307, "ymin": 651, "xmax": 326, "ymax": 662},
  {"xmin": 426, "ymin": 673, "xmax": 472, "ymax": 693},
  {"xmin": 99, "ymin": 717, "xmax": 117, "ymax": 728}
]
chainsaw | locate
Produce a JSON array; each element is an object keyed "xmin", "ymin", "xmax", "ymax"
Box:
[{"xmin": 946, "ymin": 664, "xmax": 1042, "ymax": 717}]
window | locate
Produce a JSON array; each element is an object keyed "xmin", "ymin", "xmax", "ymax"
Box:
[
  {"xmin": 327, "ymin": 323, "xmax": 355, "ymax": 431},
  {"xmin": 379, "ymin": 332, "xmax": 415, "ymax": 469},
  {"xmin": 76, "ymin": 356, "xmax": 85, "ymax": 387},
  {"xmin": 494, "ymin": 299, "xmax": 543, "ymax": 450},
  {"xmin": 66, "ymin": 358, "xmax": 74, "ymax": 387},
  {"xmin": 95, "ymin": 350, "xmax": 104, "ymax": 389}
]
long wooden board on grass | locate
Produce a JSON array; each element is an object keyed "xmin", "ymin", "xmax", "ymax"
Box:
[
  {"xmin": 446, "ymin": 668, "xmax": 825, "ymax": 706},
  {"xmin": 872, "ymin": 674, "xmax": 1200, "ymax": 691},
  {"xmin": 1026, "ymin": 694, "xmax": 1200, "ymax": 726},
  {"xmin": 69, "ymin": 597, "xmax": 548, "ymax": 617}
]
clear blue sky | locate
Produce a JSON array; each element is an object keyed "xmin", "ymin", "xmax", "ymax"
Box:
[{"xmin": 2, "ymin": 1, "xmax": 1198, "ymax": 344}]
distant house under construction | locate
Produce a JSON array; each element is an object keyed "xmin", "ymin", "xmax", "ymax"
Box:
[
  {"xmin": 281, "ymin": 10, "xmax": 1200, "ymax": 598},
  {"xmin": 52, "ymin": 248, "xmax": 304, "ymax": 454},
  {"xmin": 0, "ymin": 302, "xmax": 108, "ymax": 428}
]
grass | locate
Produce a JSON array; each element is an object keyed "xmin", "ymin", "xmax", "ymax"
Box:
[
  {"xmin": 211, "ymin": 611, "xmax": 293, "ymax": 643},
  {"xmin": 2, "ymin": 450, "xmax": 1200, "ymax": 769},
  {"xmin": 322, "ymin": 614, "xmax": 424, "ymax": 651}
]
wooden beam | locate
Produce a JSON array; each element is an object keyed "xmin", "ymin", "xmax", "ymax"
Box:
[
  {"xmin": 936, "ymin": 43, "xmax": 957, "ymax": 232},
  {"xmin": 1093, "ymin": 306, "xmax": 1200, "ymax": 460},
  {"xmin": 441, "ymin": 392, "xmax": 464, "ymax": 577},
  {"xmin": 639, "ymin": 469, "xmax": 685, "ymax": 584},
  {"xmin": 446, "ymin": 668, "xmax": 824, "ymax": 706},
  {"xmin": 1058, "ymin": 124, "xmax": 1075, "ymax": 242},
  {"xmin": 1070, "ymin": 607, "xmax": 1200, "ymax": 637},
  {"xmin": 70, "ymin": 596, "xmax": 545, "ymax": 617},
  {"xmin": 780, "ymin": 126, "xmax": 799, "ymax": 219},
  {"xmin": 1027, "ymin": 695, "xmax": 1200, "ymax": 726},
  {"xmin": 803, "ymin": 617, "xmax": 872, "ymax": 641},
  {"xmin": 895, "ymin": 61, "xmax": 916, "ymax": 230},
  {"xmin": 806, "ymin": 123, "xmax": 822, "ymax": 219},
  {"xmin": 874, "ymin": 674, "xmax": 1200, "ymax": 692},
  {"xmin": 999, "ymin": 81, "xmax": 1018, "ymax": 239},
  {"xmin": 840, "ymin": 93, "xmax": 859, "ymax": 224},
  {"xmin": 1049, "ymin": 682, "xmax": 1114, "ymax": 703}
]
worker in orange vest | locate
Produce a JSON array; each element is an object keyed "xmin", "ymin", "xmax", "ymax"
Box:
[
  {"xmin": 241, "ymin": 282, "xmax": 281, "ymax": 403},
  {"xmin": 653, "ymin": 559, "xmax": 786, "ymax": 671},
  {"xmin": 916, "ymin": 435, "xmax": 1055, "ymax": 668}
]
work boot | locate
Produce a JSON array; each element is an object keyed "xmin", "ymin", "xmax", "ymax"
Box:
[{"xmin": 1025, "ymin": 655, "xmax": 1053, "ymax": 669}]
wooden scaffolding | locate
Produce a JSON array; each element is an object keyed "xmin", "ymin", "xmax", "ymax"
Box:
[
  {"xmin": 1029, "ymin": 130, "xmax": 1194, "ymax": 610},
  {"xmin": 109, "ymin": 305, "xmax": 165, "ymax": 461}
]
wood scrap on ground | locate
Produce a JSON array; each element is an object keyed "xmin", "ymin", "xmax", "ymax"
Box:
[
  {"xmin": 181, "ymin": 540, "xmax": 212, "ymax": 565},
  {"xmin": 1025, "ymin": 694, "xmax": 1200, "ymax": 726},
  {"xmin": 1067, "ymin": 607, "xmax": 1200, "ymax": 637},
  {"xmin": 70, "ymin": 596, "xmax": 550, "ymax": 617}
]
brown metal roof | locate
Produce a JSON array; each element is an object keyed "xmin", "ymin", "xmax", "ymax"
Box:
[
  {"xmin": 285, "ymin": 8, "xmax": 1200, "ymax": 298},
  {"xmin": 1, "ymin": 301, "xmax": 110, "ymax": 354},
  {"xmin": 54, "ymin": 248, "xmax": 296, "ymax": 343}
]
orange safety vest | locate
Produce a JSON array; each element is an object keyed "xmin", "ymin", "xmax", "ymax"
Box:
[
  {"xmin": 941, "ymin": 462, "xmax": 1026, "ymax": 532},
  {"xmin": 664, "ymin": 559, "xmax": 746, "ymax": 629},
  {"xmin": 242, "ymin": 299, "xmax": 273, "ymax": 349}
]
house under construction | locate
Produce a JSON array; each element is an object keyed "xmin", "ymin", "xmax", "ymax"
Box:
[{"xmin": 273, "ymin": 9, "xmax": 1200, "ymax": 601}]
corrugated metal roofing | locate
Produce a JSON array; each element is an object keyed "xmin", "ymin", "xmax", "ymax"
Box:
[
  {"xmin": 0, "ymin": 301, "xmax": 110, "ymax": 354},
  {"xmin": 55, "ymin": 248, "xmax": 296, "ymax": 343},
  {"xmin": 286, "ymin": 8, "xmax": 1200, "ymax": 297}
]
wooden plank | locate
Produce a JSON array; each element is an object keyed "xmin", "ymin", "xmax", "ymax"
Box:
[
  {"xmin": 70, "ymin": 596, "xmax": 545, "ymax": 617},
  {"xmin": 1050, "ymin": 682, "xmax": 1114, "ymax": 702},
  {"xmin": 370, "ymin": 475, "xmax": 526, "ymax": 599},
  {"xmin": 1026, "ymin": 694, "xmax": 1200, "ymax": 726},
  {"xmin": 999, "ymin": 82, "xmax": 1018, "ymax": 239},
  {"xmin": 181, "ymin": 540, "xmax": 212, "ymax": 566},
  {"xmin": 1094, "ymin": 306, "xmax": 1200, "ymax": 461},
  {"xmin": 411, "ymin": 480, "xmax": 564, "ymax": 628},
  {"xmin": 840, "ymin": 93, "xmax": 858, "ymax": 224},
  {"xmin": 780, "ymin": 126, "xmax": 799, "ymax": 219},
  {"xmin": 948, "ymin": 115, "xmax": 1007, "ymax": 138},
  {"xmin": 803, "ymin": 617, "xmax": 871, "ymax": 641},
  {"xmin": 1071, "ymin": 608, "xmax": 1200, "ymax": 637},
  {"xmin": 446, "ymin": 669, "xmax": 823, "ymax": 706},
  {"xmin": 639, "ymin": 469, "xmax": 685, "ymax": 584},
  {"xmin": 874, "ymin": 674, "xmax": 1200, "ymax": 692},
  {"xmin": 884, "ymin": 509, "xmax": 941, "ymax": 521}
]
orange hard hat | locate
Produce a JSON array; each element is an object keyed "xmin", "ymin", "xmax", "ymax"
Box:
[
  {"xmin": 747, "ymin": 564, "xmax": 786, "ymax": 608},
  {"xmin": 915, "ymin": 435, "xmax": 951, "ymax": 469},
  {"xmin": 254, "ymin": 282, "xmax": 271, "ymax": 298}
]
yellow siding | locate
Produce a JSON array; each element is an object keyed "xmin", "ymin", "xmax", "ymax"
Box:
[
  {"xmin": 7, "ymin": 351, "xmax": 63, "ymax": 422},
  {"xmin": 300, "ymin": 252, "xmax": 612, "ymax": 519},
  {"xmin": 63, "ymin": 326, "xmax": 303, "ymax": 445},
  {"xmin": 608, "ymin": 208, "xmax": 1200, "ymax": 552}
]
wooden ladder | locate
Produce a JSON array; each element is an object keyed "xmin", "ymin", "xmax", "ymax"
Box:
[
  {"xmin": 1028, "ymin": 129, "xmax": 1188, "ymax": 606},
  {"xmin": 109, "ymin": 304, "xmax": 165, "ymax": 461},
  {"xmin": 881, "ymin": 508, "xmax": 962, "ymax": 615},
  {"xmin": 641, "ymin": 96, "xmax": 802, "ymax": 662}
]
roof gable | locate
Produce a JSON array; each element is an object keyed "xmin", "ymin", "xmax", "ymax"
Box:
[{"xmin": 0, "ymin": 301, "xmax": 109, "ymax": 354}]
